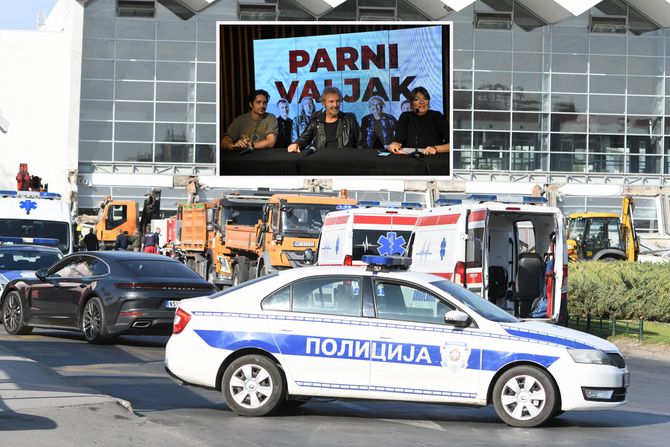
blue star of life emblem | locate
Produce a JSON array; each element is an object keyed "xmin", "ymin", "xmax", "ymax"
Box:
[
  {"xmin": 19, "ymin": 199, "xmax": 37, "ymax": 215},
  {"xmin": 376, "ymin": 232, "xmax": 406, "ymax": 256},
  {"xmin": 335, "ymin": 236, "xmax": 340, "ymax": 254},
  {"xmin": 440, "ymin": 237, "xmax": 446, "ymax": 260}
]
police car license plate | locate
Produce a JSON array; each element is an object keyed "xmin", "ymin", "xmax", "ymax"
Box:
[
  {"xmin": 165, "ymin": 300, "xmax": 180, "ymax": 309},
  {"xmin": 623, "ymin": 372, "xmax": 630, "ymax": 388}
]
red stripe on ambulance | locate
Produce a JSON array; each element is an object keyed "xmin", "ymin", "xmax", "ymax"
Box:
[
  {"xmin": 324, "ymin": 215, "xmax": 350, "ymax": 226},
  {"xmin": 416, "ymin": 213, "xmax": 460, "ymax": 227}
]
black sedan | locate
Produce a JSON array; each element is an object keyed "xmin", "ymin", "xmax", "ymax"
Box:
[{"xmin": 0, "ymin": 251, "xmax": 217, "ymax": 343}]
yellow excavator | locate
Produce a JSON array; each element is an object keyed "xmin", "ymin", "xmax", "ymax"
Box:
[{"xmin": 566, "ymin": 195, "xmax": 639, "ymax": 262}]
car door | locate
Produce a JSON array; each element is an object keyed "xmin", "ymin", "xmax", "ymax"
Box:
[
  {"xmin": 262, "ymin": 275, "xmax": 371, "ymax": 392},
  {"xmin": 30, "ymin": 255, "xmax": 91, "ymax": 327},
  {"xmin": 368, "ymin": 279, "xmax": 482, "ymax": 403}
]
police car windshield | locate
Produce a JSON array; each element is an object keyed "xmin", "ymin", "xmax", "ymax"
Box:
[
  {"xmin": 281, "ymin": 205, "xmax": 337, "ymax": 238},
  {"xmin": 0, "ymin": 249, "xmax": 61, "ymax": 272},
  {"xmin": 431, "ymin": 280, "xmax": 519, "ymax": 323},
  {"xmin": 0, "ymin": 219, "xmax": 69, "ymax": 254}
]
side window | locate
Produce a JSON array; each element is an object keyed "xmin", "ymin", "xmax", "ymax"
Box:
[
  {"xmin": 88, "ymin": 258, "xmax": 109, "ymax": 276},
  {"xmin": 71, "ymin": 259, "xmax": 94, "ymax": 277},
  {"xmin": 466, "ymin": 227, "xmax": 484, "ymax": 267},
  {"xmin": 374, "ymin": 282, "xmax": 454, "ymax": 325},
  {"xmin": 50, "ymin": 258, "xmax": 81, "ymax": 278},
  {"xmin": 607, "ymin": 219, "xmax": 623, "ymax": 250},
  {"xmin": 262, "ymin": 286, "xmax": 290, "ymax": 311},
  {"xmin": 291, "ymin": 277, "xmax": 362, "ymax": 317}
]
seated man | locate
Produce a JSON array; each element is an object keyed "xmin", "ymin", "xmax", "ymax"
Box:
[
  {"xmin": 287, "ymin": 87, "xmax": 361, "ymax": 152},
  {"xmin": 221, "ymin": 89, "xmax": 278, "ymax": 151}
]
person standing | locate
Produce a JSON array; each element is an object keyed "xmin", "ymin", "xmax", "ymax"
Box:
[
  {"xmin": 186, "ymin": 176, "xmax": 200, "ymax": 204},
  {"xmin": 154, "ymin": 227, "xmax": 163, "ymax": 250},
  {"xmin": 114, "ymin": 229, "xmax": 129, "ymax": 250},
  {"xmin": 141, "ymin": 225, "xmax": 158, "ymax": 253},
  {"xmin": 82, "ymin": 228, "xmax": 99, "ymax": 251},
  {"xmin": 292, "ymin": 96, "xmax": 317, "ymax": 142},
  {"xmin": 275, "ymin": 99, "xmax": 294, "ymax": 148}
]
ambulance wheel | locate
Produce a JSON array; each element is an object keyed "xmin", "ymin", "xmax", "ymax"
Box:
[
  {"xmin": 222, "ymin": 355, "xmax": 284, "ymax": 417},
  {"xmin": 2, "ymin": 292, "xmax": 32, "ymax": 335},
  {"xmin": 492, "ymin": 365, "xmax": 558, "ymax": 428}
]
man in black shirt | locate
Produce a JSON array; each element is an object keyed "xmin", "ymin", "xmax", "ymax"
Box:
[
  {"xmin": 388, "ymin": 86, "xmax": 450, "ymax": 156},
  {"xmin": 275, "ymin": 99, "xmax": 293, "ymax": 148},
  {"xmin": 287, "ymin": 87, "xmax": 361, "ymax": 152},
  {"xmin": 82, "ymin": 228, "xmax": 99, "ymax": 251},
  {"xmin": 114, "ymin": 229, "xmax": 129, "ymax": 250}
]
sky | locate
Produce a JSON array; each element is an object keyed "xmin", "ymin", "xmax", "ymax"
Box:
[{"xmin": 0, "ymin": 0, "xmax": 59, "ymax": 30}]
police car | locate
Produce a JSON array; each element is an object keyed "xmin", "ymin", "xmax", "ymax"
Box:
[
  {"xmin": 164, "ymin": 256, "xmax": 629, "ymax": 428},
  {"xmin": 0, "ymin": 239, "xmax": 62, "ymax": 296}
]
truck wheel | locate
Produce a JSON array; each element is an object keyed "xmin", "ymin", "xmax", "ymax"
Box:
[
  {"xmin": 492, "ymin": 365, "xmax": 558, "ymax": 427},
  {"xmin": 232, "ymin": 263, "xmax": 248, "ymax": 286},
  {"xmin": 222, "ymin": 355, "xmax": 285, "ymax": 416}
]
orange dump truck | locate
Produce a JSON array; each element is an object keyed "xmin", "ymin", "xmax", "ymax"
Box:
[{"xmin": 179, "ymin": 192, "xmax": 356, "ymax": 287}]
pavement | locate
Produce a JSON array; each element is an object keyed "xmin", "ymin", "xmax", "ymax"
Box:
[
  {"xmin": 0, "ymin": 343, "xmax": 122, "ymax": 413},
  {"xmin": 1, "ymin": 338, "xmax": 668, "ymax": 415}
]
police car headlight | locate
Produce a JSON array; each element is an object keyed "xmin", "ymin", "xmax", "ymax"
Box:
[{"xmin": 568, "ymin": 349, "xmax": 613, "ymax": 365}]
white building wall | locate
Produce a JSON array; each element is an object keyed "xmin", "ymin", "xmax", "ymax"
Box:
[{"xmin": 0, "ymin": 0, "xmax": 83, "ymax": 204}]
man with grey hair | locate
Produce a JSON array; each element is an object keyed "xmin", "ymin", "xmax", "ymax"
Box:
[
  {"xmin": 288, "ymin": 87, "xmax": 361, "ymax": 152},
  {"xmin": 361, "ymin": 95, "xmax": 397, "ymax": 149}
]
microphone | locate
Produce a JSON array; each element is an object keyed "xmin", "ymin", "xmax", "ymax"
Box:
[
  {"xmin": 303, "ymin": 144, "xmax": 317, "ymax": 156},
  {"xmin": 413, "ymin": 108, "xmax": 420, "ymax": 149}
]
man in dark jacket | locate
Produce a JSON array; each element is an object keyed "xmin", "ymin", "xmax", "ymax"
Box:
[
  {"xmin": 287, "ymin": 87, "xmax": 361, "ymax": 152},
  {"xmin": 141, "ymin": 225, "xmax": 158, "ymax": 253},
  {"xmin": 114, "ymin": 229, "xmax": 129, "ymax": 250},
  {"xmin": 82, "ymin": 228, "xmax": 99, "ymax": 251}
]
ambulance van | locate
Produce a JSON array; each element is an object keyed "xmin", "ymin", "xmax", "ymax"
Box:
[
  {"xmin": 408, "ymin": 196, "xmax": 567, "ymax": 324},
  {"xmin": 317, "ymin": 204, "xmax": 420, "ymax": 266}
]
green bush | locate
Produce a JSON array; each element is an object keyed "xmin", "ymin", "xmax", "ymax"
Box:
[{"xmin": 568, "ymin": 261, "xmax": 670, "ymax": 322}]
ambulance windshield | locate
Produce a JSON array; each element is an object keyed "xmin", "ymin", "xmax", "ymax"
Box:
[
  {"xmin": 281, "ymin": 205, "xmax": 338, "ymax": 238},
  {"xmin": 0, "ymin": 219, "xmax": 69, "ymax": 254}
]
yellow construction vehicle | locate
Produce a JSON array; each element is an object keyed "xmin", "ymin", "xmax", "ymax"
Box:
[{"xmin": 566, "ymin": 195, "xmax": 639, "ymax": 262}]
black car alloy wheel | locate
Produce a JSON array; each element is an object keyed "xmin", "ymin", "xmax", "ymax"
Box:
[
  {"xmin": 2, "ymin": 291, "xmax": 32, "ymax": 335},
  {"xmin": 82, "ymin": 297, "xmax": 110, "ymax": 344}
]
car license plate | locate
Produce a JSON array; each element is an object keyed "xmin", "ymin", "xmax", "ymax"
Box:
[
  {"xmin": 623, "ymin": 372, "xmax": 630, "ymax": 388},
  {"xmin": 165, "ymin": 300, "xmax": 180, "ymax": 309}
]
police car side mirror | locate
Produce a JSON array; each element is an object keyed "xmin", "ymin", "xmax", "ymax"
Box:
[
  {"xmin": 444, "ymin": 310, "xmax": 471, "ymax": 328},
  {"xmin": 35, "ymin": 269, "xmax": 48, "ymax": 281}
]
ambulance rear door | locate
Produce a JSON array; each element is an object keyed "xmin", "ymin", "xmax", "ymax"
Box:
[
  {"xmin": 463, "ymin": 207, "xmax": 488, "ymax": 297},
  {"xmin": 351, "ymin": 210, "xmax": 417, "ymax": 264}
]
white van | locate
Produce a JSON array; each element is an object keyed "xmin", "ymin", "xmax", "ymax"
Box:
[
  {"xmin": 317, "ymin": 205, "xmax": 420, "ymax": 266},
  {"xmin": 408, "ymin": 196, "xmax": 567, "ymax": 323}
]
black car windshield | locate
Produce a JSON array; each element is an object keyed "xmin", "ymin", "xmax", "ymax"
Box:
[
  {"xmin": 119, "ymin": 259, "xmax": 204, "ymax": 279},
  {"xmin": 431, "ymin": 280, "xmax": 519, "ymax": 323},
  {"xmin": 281, "ymin": 205, "xmax": 338, "ymax": 238},
  {"xmin": 0, "ymin": 219, "xmax": 70, "ymax": 254},
  {"xmin": 0, "ymin": 248, "xmax": 61, "ymax": 271}
]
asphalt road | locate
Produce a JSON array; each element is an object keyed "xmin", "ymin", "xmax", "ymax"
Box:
[{"xmin": 1, "ymin": 327, "xmax": 669, "ymax": 446}]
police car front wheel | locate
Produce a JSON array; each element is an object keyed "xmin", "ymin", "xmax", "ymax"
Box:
[
  {"xmin": 492, "ymin": 365, "xmax": 558, "ymax": 428},
  {"xmin": 222, "ymin": 355, "xmax": 285, "ymax": 416}
]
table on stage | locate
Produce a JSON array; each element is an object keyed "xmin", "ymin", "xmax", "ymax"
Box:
[{"xmin": 219, "ymin": 147, "xmax": 450, "ymax": 176}]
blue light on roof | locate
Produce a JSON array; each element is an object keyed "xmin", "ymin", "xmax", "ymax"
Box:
[
  {"xmin": 0, "ymin": 190, "xmax": 18, "ymax": 197},
  {"xmin": 0, "ymin": 236, "xmax": 59, "ymax": 246},
  {"xmin": 362, "ymin": 255, "xmax": 412, "ymax": 268},
  {"xmin": 336, "ymin": 204, "xmax": 358, "ymax": 210},
  {"xmin": 522, "ymin": 196, "xmax": 548, "ymax": 204},
  {"xmin": 468, "ymin": 194, "xmax": 497, "ymax": 202},
  {"xmin": 435, "ymin": 198, "xmax": 463, "ymax": 206},
  {"xmin": 358, "ymin": 201, "xmax": 381, "ymax": 207},
  {"xmin": 39, "ymin": 192, "xmax": 61, "ymax": 199}
]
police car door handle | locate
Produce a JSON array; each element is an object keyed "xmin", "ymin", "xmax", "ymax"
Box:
[
  {"xmin": 278, "ymin": 324, "xmax": 295, "ymax": 332},
  {"xmin": 378, "ymin": 332, "xmax": 394, "ymax": 340}
]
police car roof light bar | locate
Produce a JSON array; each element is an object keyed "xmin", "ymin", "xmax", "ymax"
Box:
[
  {"xmin": 522, "ymin": 196, "xmax": 548, "ymax": 204},
  {"xmin": 336, "ymin": 204, "xmax": 358, "ymax": 210},
  {"xmin": 0, "ymin": 236, "xmax": 60, "ymax": 246},
  {"xmin": 358, "ymin": 201, "xmax": 381, "ymax": 207},
  {"xmin": 467, "ymin": 194, "xmax": 498, "ymax": 202},
  {"xmin": 362, "ymin": 255, "xmax": 412, "ymax": 272},
  {"xmin": 435, "ymin": 198, "xmax": 463, "ymax": 206}
]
